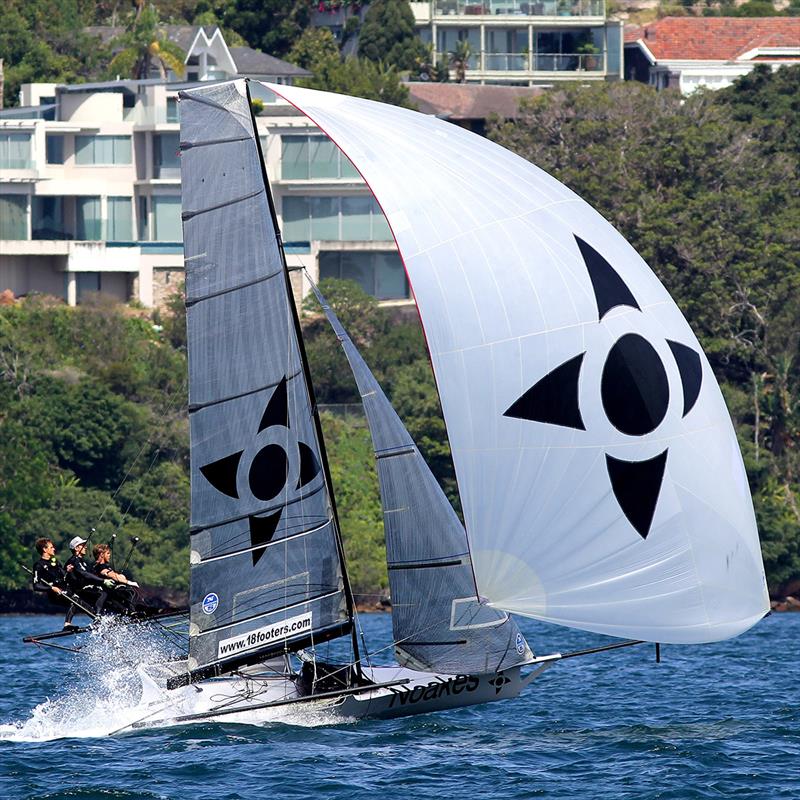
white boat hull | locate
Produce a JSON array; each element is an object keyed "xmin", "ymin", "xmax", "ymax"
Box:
[{"xmin": 130, "ymin": 661, "xmax": 555, "ymax": 731}]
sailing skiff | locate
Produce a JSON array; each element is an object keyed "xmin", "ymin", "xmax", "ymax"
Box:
[{"xmin": 30, "ymin": 78, "xmax": 771, "ymax": 729}]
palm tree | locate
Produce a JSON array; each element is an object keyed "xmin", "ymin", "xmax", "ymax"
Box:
[
  {"xmin": 109, "ymin": 2, "xmax": 186, "ymax": 80},
  {"xmin": 449, "ymin": 39, "xmax": 472, "ymax": 84}
]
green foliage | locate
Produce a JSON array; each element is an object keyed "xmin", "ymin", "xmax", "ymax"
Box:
[
  {"xmin": 321, "ymin": 412, "xmax": 387, "ymax": 597},
  {"xmin": 212, "ymin": 0, "xmax": 313, "ymax": 58},
  {"xmin": 299, "ymin": 54, "xmax": 414, "ymax": 108},
  {"xmin": 359, "ymin": 0, "xmax": 428, "ymax": 72},
  {"xmin": 0, "ymin": 0, "xmax": 108, "ymax": 107},
  {"xmin": 108, "ymin": 3, "xmax": 187, "ymax": 80},
  {"xmin": 287, "ymin": 26, "xmax": 341, "ymax": 72},
  {"xmin": 0, "ymin": 298, "xmax": 189, "ymax": 592}
]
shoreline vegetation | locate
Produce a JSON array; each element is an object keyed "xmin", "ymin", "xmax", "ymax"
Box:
[{"xmin": 1, "ymin": 68, "xmax": 799, "ymax": 607}]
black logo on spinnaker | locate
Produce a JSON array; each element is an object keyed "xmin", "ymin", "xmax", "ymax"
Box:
[
  {"xmin": 504, "ymin": 235, "xmax": 703, "ymax": 539},
  {"xmin": 199, "ymin": 376, "xmax": 321, "ymax": 565}
]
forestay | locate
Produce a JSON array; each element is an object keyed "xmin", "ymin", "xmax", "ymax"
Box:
[
  {"xmin": 309, "ymin": 281, "xmax": 532, "ymax": 674},
  {"xmin": 180, "ymin": 82, "xmax": 349, "ymax": 675},
  {"xmin": 265, "ymin": 82, "xmax": 769, "ymax": 644}
]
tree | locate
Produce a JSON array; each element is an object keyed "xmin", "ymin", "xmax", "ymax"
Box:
[
  {"xmin": 359, "ymin": 0, "xmax": 428, "ymax": 72},
  {"xmin": 300, "ymin": 55, "xmax": 413, "ymax": 108},
  {"xmin": 108, "ymin": 2, "xmax": 186, "ymax": 80},
  {"xmin": 321, "ymin": 412, "xmax": 387, "ymax": 596},
  {"xmin": 0, "ymin": 1, "xmax": 108, "ymax": 107},
  {"xmin": 216, "ymin": 0, "xmax": 312, "ymax": 59},
  {"xmin": 450, "ymin": 39, "xmax": 472, "ymax": 83},
  {"xmin": 287, "ymin": 26, "xmax": 341, "ymax": 72}
]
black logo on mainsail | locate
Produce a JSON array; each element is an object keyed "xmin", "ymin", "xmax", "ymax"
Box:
[
  {"xmin": 199, "ymin": 376, "xmax": 321, "ymax": 565},
  {"xmin": 504, "ymin": 236, "xmax": 703, "ymax": 539}
]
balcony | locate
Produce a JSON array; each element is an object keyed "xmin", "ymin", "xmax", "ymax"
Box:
[
  {"xmin": 433, "ymin": 0, "xmax": 605, "ymax": 16},
  {"xmin": 474, "ymin": 50, "xmax": 605, "ymax": 72}
]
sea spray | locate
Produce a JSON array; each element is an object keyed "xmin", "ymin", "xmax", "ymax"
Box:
[{"xmin": 0, "ymin": 616, "xmax": 186, "ymax": 741}]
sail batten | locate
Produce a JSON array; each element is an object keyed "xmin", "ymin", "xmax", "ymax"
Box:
[
  {"xmin": 180, "ymin": 80, "xmax": 351, "ymax": 674},
  {"xmin": 268, "ymin": 82, "xmax": 769, "ymax": 645}
]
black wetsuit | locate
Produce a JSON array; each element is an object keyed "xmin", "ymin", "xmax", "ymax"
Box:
[
  {"xmin": 65, "ymin": 554, "xmax": 107, "ymax": 614},
  {"xmin": 92, "ymin": 561, "xmax": 136, "ymax": 613},
  {"xmin": 32, "ymin": 556, "xmax": 75, "ymax": 623}
]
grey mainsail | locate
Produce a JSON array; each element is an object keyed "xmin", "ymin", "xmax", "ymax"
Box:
[
  {"xmin": 309, "ymin": 281, "xmax": 533, "ymax": 674},
  {"xmin": 179, "ymin": 81, "xmax": 350, "ymax": 679}
]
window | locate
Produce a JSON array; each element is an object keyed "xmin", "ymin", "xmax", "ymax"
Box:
[
  {"xmin": 46, "ymin": 135, "xmax": 65, "ymax": 164},
  {"xmin": 0, "ymin": 195, "xmax": 28, "ymax": 239},
  {"xmin": 485, "ymin": 29, "xmax": 528, "ymax": 71},
  {"xmin": 436, "ymin": 28, "xmax": 480, "ymax": 69},
  {"xmin": 340, "ymin": 196, "xmax": 372, "ymax": 240},
  {"xmin": 166, "ymin": 96, "xmax": 180, "ymax": 123},
  {"xmin": 0, "ymin": 133, "xmax": 32, "ymax": 169},
  {"xmin": 152, "ymin": 196, "xmax": 182, "ymax": 241},
  {"xmin": 138, "ymin": 196, "xmax": 149, "ymax": 241},
  {"xmin": 107, "ymin": 197, "xmax": 133, "ymax": 242},
  {"xmin": 154, "ymin": 133, "xmax": 180, "ymax": 178},
  {"xmin": 281, "ymin": 135, "xmax": 358, "ymax": 180},
  {"xmin": 76, "ymin": 197, "xmax": 102, "ymax": 240},
  {"xmin": 32, "ymin": 197, "xmax": 67, "ymax": 240},
  {"xmin": 75, "ymin": 135, "xmax": 132, "ymax": 165},
  {"xmin": 282, "ymin": 196, "xmax": 391, "ymax": 243},
  {"xmin": 76, "ymin": 272, "xmax": 101, "ymax": 302},
  {"xmin": 320, "ymin": 251, "xmax": 408, "ymax": 300}
]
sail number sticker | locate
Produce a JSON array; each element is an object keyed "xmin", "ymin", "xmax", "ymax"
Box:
[
  {"xmin": 202, "ymin": 592, "xmax": 219, "ymax": 615},
  {"xmin": 217, "ymin": 612, "xmax": 312, "ymax": 659}
]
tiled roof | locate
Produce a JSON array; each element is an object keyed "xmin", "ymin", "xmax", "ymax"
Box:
[
  {"xmin": 407, "ymin": 83, "xmax": 543, "ymax": 120},
  {"xmin": 86, "ymin": 25, "xmax": 217, "ymax": 52},
  {"xmin": 228, "ymin": 47, "xmax": 310, "ymax": 78},
  {"xmin": 624, "ymin": 17, "xmax": 800, "ymax": 61}
]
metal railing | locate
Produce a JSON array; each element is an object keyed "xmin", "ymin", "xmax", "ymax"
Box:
[
  {"xmin": 434, "ymin": 0, "xmax": 604, "ymax": 16},
  {"xmin": 478, "ymin": 51, "xmax": 604, "ymax": 71}
]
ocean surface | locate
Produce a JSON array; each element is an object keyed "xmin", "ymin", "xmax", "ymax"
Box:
[{"xmin": 0, "ymin": 611, "xmax": 797, "ymax": 800}]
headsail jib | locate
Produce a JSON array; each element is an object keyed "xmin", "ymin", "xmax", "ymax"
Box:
[
  {"xmin": 308, "ymin": 280, "xmax": 532, "ymax": 675},
  {"xmin": 179, "ymin": 80, "xmax": 352, "ymax": 681}
]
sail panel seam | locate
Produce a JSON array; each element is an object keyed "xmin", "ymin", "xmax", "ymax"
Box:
[
  {"xmin": 181, "ymin": 134, "xmax": 252, "ymax": 150},
  {"xmin": 375, "ymin": 447, "xmax": 415, "ymax": 460},
  {"xmin": 388, "ymin": 559, "xmax": 465, "ymax": 571},
  {"xmin": 188, "ymin": 368, "xmax": 303, "ymax": 413},
  {"xmin": 185, "ymin": 267, "xmax": 283, "ymax": 308},
  {"xmin": 182, "ymin": 188, "xmax": 264, "ymax": 221},
  {"xmin": 195, "ymin": 519, "xmax": 331, "ymax": 563},
  {"xmin": 190, "ymin": 482, "xmax": 326, "ymax": 533}
]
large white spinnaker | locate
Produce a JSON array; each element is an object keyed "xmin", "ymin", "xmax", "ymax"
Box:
[{"xmin": 264, "ymin": 82, "xmax": 769, "ymax": 644}]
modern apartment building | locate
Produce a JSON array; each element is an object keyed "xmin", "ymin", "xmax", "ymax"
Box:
[
  {"xmin": 314, "ymin": 0, "xmax": 623, "ymax": 84},
  {"xmin": 0, "ymin": 74, "xmax": 404, "ymax": 308}
]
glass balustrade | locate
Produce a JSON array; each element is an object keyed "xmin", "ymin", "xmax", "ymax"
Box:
[{"xmin": 433, "ymin": 0, "xmax": 604, "ymax": 16}]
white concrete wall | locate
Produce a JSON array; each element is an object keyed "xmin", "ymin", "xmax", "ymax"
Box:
[{"xmin": 61, "ymin": 91, "xmax": 124, "ymax": 124}]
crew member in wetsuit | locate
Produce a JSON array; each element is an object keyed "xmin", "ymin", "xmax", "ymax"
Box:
[
  {"xmin": 65, "ymin": 536, "xmax": 109, "ymax": 615},
  {"xmin": 32, "ymin": 537, "xmax": 76, "ymax": 629},
  {"xmin": 92, "ymin": 543, "xmax": 137, "ymax": 613}
]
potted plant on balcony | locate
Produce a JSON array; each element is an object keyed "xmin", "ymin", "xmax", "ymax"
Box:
[{"xmin": 577, "ymin": 41, "xmax": 600, "ymax": 70}]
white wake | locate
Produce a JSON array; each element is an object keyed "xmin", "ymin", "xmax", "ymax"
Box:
[
  {"xmin": 1, "ymin": 618, "xmax": 353, "ymax": 740},
  {"xmin": 0, "ymin": 617, "xmax": 179, "ymax": 741}
]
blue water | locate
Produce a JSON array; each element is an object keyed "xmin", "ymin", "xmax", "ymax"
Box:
[{"xmin": 0, "ymin": 612, "xmax": 797, "ymax": 800}]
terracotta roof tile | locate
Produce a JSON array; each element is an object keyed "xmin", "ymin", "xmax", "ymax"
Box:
[{"xmin": 624, "ymin": 17, "xmax": 800, "ymax": 61}]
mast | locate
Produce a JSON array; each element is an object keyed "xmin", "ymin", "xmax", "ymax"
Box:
[{"xmin": 244, "ymin": 80, "xmax": 362, "ymax": 674}]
